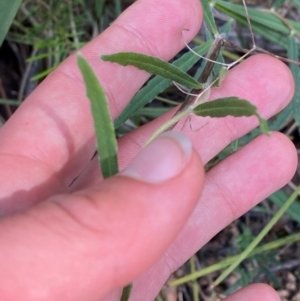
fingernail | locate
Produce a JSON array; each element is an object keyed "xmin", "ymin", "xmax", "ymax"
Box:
[{"xmin": 121, "ymin": 132, "xmax": 192, "ymax": 183}]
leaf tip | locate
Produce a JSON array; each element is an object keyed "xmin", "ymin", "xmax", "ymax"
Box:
[
  {"xmin": 256, "ymin": 114, "xmax": 270, "ymax": 135},
  {"xmin": 76, "ymin": 51, "xmax": 83, "ymax": 59}
]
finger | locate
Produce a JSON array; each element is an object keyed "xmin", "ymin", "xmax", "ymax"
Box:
[
  {"xmin": 0, "ymin": 0, "xmax": 203, "ymax": 214},
  {"xmin": 128, "ymin": 132, "xmax": 297, "ymax": 301},
  {"xmin": 223, "ymin": 284, "xmax": 280, "ymax": 301},
  {"xmin": 72, "ymin": 54, "xmax": 294, "ymax": 190},
  {"xmin": 0, "ymin": 133, "xmax": 205, "ymax": 301}
]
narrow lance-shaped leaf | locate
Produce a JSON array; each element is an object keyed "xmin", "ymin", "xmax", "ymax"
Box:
[
  {"xmin": 193, "ymin": 97, "xmax": 257, "ymax": 117},
  {"xmin": 193, "ymin": 97, "xmax": 269, "ymax": 134},
  {"xmin": 101, "ymin": 52, "xmax": 204, "ymax": 89},
  {"xmin": 77, "ymin": 54, "xmax": 118, "ymax": 178},
  {"xmin": 114, "ymin": 41, "xmax": 212, "ymax": 129}
]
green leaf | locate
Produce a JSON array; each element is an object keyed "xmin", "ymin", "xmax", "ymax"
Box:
[
  {"xmin": 288, "ymin": 34, "xmax": 300, "ymax": 135},
  {"xmin": 0, "ymin": 0, "xmax": 22, "ymax": 47},
  {"xmin": 214, "ymin": 0, "xmax": 300, "ymax": 52},
  {"xmin": 214, "ymin": 0, "xmax": 290, "ymax": 34},
  {"xmin": 77, "ymin": 54, "xmax": 118, "ymax": 178},
  {"xmin": 193, "ymin": 97, "xmax": 269, "ymax": 134},
  {"xmin": 201, "ymin": 0, "xmax": 219, "ymax": 35},
  {"xmin": 193, "ymin": 97, "xmax": 257, "ymax": 118},
  {"xmin": 114, "ymin": 41, "xmax": 212, "ymax": 128},
  {"xmin": 101, "ymin": 52, "xmax": 203, "ymax": 89},
  {"xmin": 121, "ymin": 284, "xmax": 133, "ymax": 301}
]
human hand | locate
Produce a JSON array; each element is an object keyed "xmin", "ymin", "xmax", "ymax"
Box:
[{"xmin": 0, "ymin": 0, "xmax": 297, "ymax": 300}]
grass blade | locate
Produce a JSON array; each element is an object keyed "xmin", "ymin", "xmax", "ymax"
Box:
[
  {"xmin": 214, "ymin": 0, "xmax": 300, "ymax": 52},
  {"xmin": 213, "ymin": 185, "xmax": 300, "ymax": 287},
  {"xmin": 114, "ymin": 0, "xmax": 122, "ymax": 17},
  {"xmin": 288, "ymin": 34, "xmax": 300, "ymax": 134},
  {"xmin": 270, "ymin": 102, "xmax": 293, "ymax": 131},
  {"xmin": 77, "ymin": 54, "xmax": 118, "ymax": 178},
  {"xmin": 101, "ymin": 52, "xmax": 203, "ymax": 89},
  {"xmin": 214, "ymin": 0, "xmax": 290, "ymax": 33},
  {"xmin": 114, "ymin": 41, "xmax": 212, "ymax": 128},
  {"xmin": 200, "ymin": 0, "xmax": 219, "ymax": 35},
  {"xmin": 170, "ymin": 232, "xmax": 300, "ymax": 286},
  {"xmin": 0, "ymin": 0, "xmax": 22, "ymax": 46}
]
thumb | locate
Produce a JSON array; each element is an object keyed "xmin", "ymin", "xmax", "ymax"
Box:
[{"xmin": 0, "ymin": 132, "xmax": 204, "ymax": 301}]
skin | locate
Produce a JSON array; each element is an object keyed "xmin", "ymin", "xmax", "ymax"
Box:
[{"xmin": 0, "ymin": 0, "xmax": 297, "ymax": 300}]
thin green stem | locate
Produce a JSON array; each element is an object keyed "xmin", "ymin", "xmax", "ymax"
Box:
[{"xmin": 169, "ymin": 232, "xmax": 300, "ymax": 286}]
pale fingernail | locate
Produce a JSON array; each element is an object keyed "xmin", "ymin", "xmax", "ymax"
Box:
[{"xmin": 121, "ymin": 132, "xmax": 192, "ymax": 183}]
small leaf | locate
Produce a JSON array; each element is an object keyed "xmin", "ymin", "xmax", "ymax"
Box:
[
  {"xmin": 77, "ymin": 54, "xmax": 118, "ymax": 178},
  {"xmin": 101, "ymin": 52, "xmax": 203, "ymax": 89},
  {"xmin": 193, "ymin": 97, "xmax": 269, "ymax": 134},
  {"xmin": 193, "ymin": 97, "xmax": 257, "ymax": 117}
]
